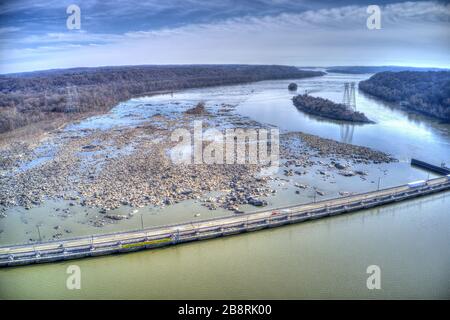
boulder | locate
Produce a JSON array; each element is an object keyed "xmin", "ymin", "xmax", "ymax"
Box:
[{"xmin": 288, "ymin": 83, "xmax": 298, "ymax": 91}]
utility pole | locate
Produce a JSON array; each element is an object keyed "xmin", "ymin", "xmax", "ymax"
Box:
[
  {"xmin": 36, "ymin": 225, "xmax": 42, "ymax": 242},
  {"xmin": 377, "ymin": 177, "xmax": 381, "ymax": 191},
  {"xmin": 66, "ymin": 86, "xmax": 79, "ymax": 112},
  {"xmin": 140, "ymin": 213, "xmax": 144, "ymax": 230}
]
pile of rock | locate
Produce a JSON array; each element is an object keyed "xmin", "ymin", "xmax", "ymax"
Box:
[
  {"xmin": 281, "ymin": 132, "xmax": 396, "ymax": 164},
  {"xmin": 185, "ymin": 101, "xmax": 208, "ymax": 115}
]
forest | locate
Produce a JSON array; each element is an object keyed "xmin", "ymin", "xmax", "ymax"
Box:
[
  {"xmin": 359, "ymin": 71, "xmax": 450, "ymax": 121},
  {"xmin": 0, "ymin": 65, "xmax": 324, "ymax": 134},
  {"xmin": 326, "ymin": 66, "xmax": 447, "ymax": 74}
]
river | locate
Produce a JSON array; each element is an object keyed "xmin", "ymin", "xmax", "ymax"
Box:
[{"xmin": 0, "ymin": 72, "xmax": 449, "ymax": 299}]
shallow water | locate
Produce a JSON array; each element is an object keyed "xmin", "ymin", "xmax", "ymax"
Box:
[{"xmin": 1, "ymin": 72, "xmax": 449, "ymax": 299}]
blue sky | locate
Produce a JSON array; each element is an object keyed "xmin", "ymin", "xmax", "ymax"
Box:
[{"xmin": 0, "ymin": 0, "xmax": 449, "ymax": 73}]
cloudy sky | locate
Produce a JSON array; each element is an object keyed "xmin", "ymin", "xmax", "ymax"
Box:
[{"xmin": 0, "ymin": 0, "xmax": 449, "ymax": 73}]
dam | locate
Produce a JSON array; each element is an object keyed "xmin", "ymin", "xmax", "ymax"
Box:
[{"xmin": 1, "ymin": 176, "xmax": 449, "ymax": 268}]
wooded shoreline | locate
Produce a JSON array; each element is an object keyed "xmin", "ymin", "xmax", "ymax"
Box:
[{"xmin": 0, "ymin": 65, "xmax": 324, "ymax": 136}]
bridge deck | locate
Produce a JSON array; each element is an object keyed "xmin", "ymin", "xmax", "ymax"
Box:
[{"xmin": 1, "ymin": 176, "xmax": 449, "ymax": 267}]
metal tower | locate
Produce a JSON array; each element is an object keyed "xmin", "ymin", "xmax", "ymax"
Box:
[
  {"xmin": 66, "ymin": 86, "xmax": 80, "ymax": 112},
  {"xmin": 342, "ymin": 82, "xmax": 356, "ymax": 111}
]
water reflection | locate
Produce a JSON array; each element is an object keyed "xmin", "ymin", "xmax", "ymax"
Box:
[
  {"xmin": 236, "ymin": 73, "xmax": 450, "ymax": 163},
  {"xmin": 340, "ymin": 123, "xmax": 355, "ymax": 144}
]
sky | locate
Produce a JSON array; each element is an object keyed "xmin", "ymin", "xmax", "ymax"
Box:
[{"xmin": 0, "ymin": 0, "xmax": 449, "ymax": 73}]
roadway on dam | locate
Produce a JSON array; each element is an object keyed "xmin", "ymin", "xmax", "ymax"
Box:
[{"xmin": 1, "ymin": 176, "xmax": 449, "ymax": 267}]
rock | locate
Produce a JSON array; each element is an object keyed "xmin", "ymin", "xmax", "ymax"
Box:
[
  {"xmin": 94, "ymin": 221, "xmax": 105, "ymax": 227},
  {"xmin": 288, "ymin": 83, "xmax": 298, "ymax": 91},
  {"xmin": 334, "ymin": 162, "xmax": 346, "ymax": 170},
  {"xmin": 82, "ymin": 145, "xmax": 97, "ymax": 150},
  {"xmin": 105, "ymin": 214, "xmax": 127, "ymax": 221},
  {"xmin": 185, "ymin": 102, "xmax": 208, "ymax": 115},
  {"xmin": 339, "ymin": 170, "xmax": 356, "ymax": 177},
  {"xmin": 247, "ymin": 197, "xmax": 267, "ymax": 207}
]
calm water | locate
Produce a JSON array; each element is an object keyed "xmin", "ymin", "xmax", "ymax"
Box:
[
  {"xmin": 0, "ymin": 73, "xmax": 449, "ymax": 299},
  {"xmin": 1, "ymin": 194, "xmax": 449, "ymax": 299}
]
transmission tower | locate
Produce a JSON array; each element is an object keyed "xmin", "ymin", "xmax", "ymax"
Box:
[
  {"xmin": 66, "ymin": 86, "xmax": 80, "ymax": 112},
  {"xmin": 43, "ymin": 89, "xmax": 48, "ymax": 109},
  {"xmin": 342, "ymin": 82, "xmax": 356, "ymax": 111}
]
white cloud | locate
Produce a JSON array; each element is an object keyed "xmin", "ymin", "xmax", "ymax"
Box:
[
  {"xmin": 1, "ymin": 1, "xmax": 449, "ymax": 73},
  {"xmin": 0, "ymin": 27, "xmax": 21, "ymax": 34}
]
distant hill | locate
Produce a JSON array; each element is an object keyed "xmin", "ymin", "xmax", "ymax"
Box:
[
  {"xmin": 0, "ymin": 65, "xmax": 324, "ymax": 134},
  {"xmin": 326, "ymin": 66, "xmax": 448, "ymax": 74},
  {"xmin": 359, "ymin": 71, "xmax": 450, "ymax": 122}
]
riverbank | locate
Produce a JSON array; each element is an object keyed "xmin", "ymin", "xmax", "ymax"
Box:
[{"xmin": 358, "ymin": 71, "xmax": 450, "ymax": 122}]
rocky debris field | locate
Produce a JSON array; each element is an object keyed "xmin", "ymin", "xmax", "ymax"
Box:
[
  {"xmin": 0, "ymin": 103, "xmax": 276, "ymax": 224},
  {"xmin": 0, "ymin": 100, "xmax": 397, "ymax": 229},
  {"xmin": 281, "ymin": 132, "xmax": 396, "ymax": 164}
]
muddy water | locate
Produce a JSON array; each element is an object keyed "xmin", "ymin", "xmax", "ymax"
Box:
[{"xmin": 0, "ymin": 72, "xmax": 449, "ymax": 299}]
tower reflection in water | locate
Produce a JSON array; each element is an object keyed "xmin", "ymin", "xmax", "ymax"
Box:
[{"xmin": 340, "ymin": 123, "xmax": 355, "ymax": 144}]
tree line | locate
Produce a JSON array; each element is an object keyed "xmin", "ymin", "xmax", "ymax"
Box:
[
  {"xmin": 0, "ymin": 65, "xmax": 324, "ymax": 134},
  {"xmin": 359, "ymin": 71, "xmax": 450, "ymax": 121}
]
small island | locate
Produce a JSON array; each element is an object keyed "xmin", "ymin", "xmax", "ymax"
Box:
[
  {"xmin": 292, "ymin": 94, "xmax": 374, "ymax": 123},
  {"xmin": 288, "ymin": 83, "xmax": 298, "ymax": 91}
]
